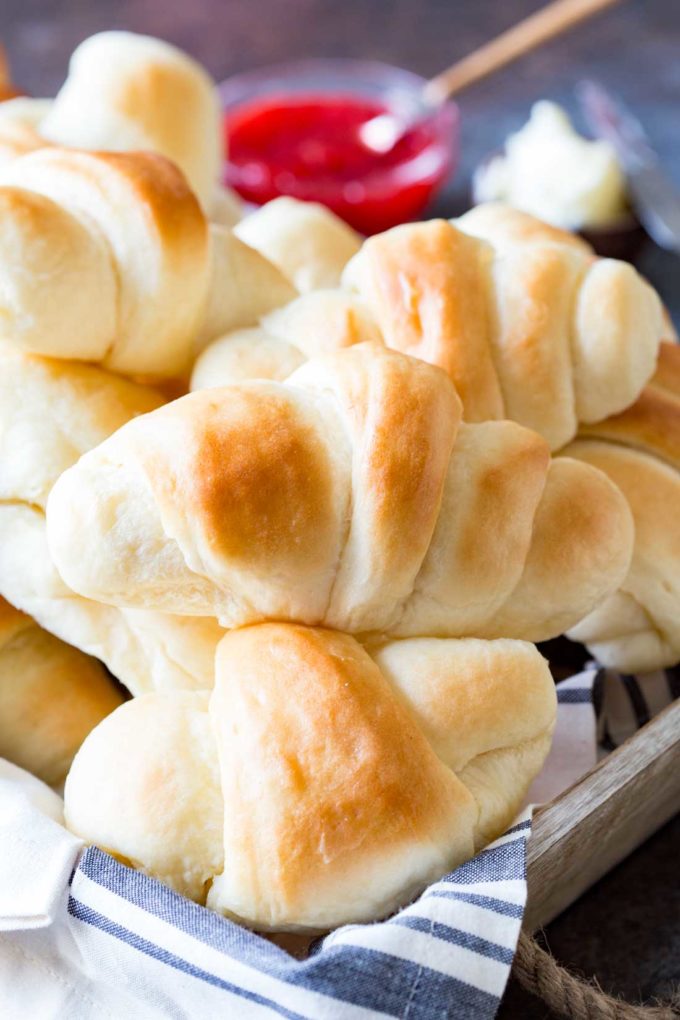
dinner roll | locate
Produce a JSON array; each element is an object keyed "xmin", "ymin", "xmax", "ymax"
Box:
[
  {"xmin": 65, "ymin": 623, "xmax": 556, "ymax": 931},
  {"xmin": 0, "ymin": 347, "xmax": 224, "ymax": 695},
  {"xmin": 342, "ymin": 208, "xmax": 663, "ymax": 447},
  {"xmin": 47, "ymin": 343, "xmax": 633, "ymax": 642},
  {"xmin": 565, "ymin": 342, "xmax": 680, "ymax": 671},
  {"xmin": 0, "ymin": 597, "xmax": 123, "ymax": 785},
  {"xmin": 235, "ymin": 196, "xmax": 362, "ymax": 292}
]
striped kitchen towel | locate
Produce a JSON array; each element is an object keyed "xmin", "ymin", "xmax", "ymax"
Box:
[
  {"xmin": 0, "ymin": 667, "xmax": 673, "ymax": 1020},
  {"xmin": 594, "ymin": 664, "xmax": 680, "ymax": 751}
]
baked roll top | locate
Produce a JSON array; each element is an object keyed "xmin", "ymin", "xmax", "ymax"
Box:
[
  {"xmin": 565, "ymin": 341, "xmax": 680, "ymax": 671},
  {"xmin": 0, "ymin": 148, "xmax": 209, "ymax": 376},
  {"xmin": 234, "ymin": 196, "xmax": 363, "ymax": 292},
  {"xmin": 0, "ymin": 596, "xmax": 123, "ymax": 785},
  {"xmin": 343, "ymin": 206, "xmax": 663, "ymax": 448},
  {"xmin": 47, "ymin": 343, "xmax": 633, "ymax": 642},
  {"xmin": 39, "ymin": 31, "xmax": 223, "ymax": 211},
  {"xmin": 0, "ymin": 347, "xmax": 225, "ymax": 695},
  {"xmin": 65, "ymin": 623, "xmax": 556, "ymax": 931},
  {"xmin": 0, "ymin": 149, "xmax": 295, "ymax": 379}
]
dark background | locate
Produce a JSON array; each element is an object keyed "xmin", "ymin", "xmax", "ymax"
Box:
[{"xmin": 3, "ymin": 0, "xmax": 679, "ymax": 1015}]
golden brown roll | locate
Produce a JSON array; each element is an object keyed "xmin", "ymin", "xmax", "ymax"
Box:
[
  {"xmin": 0, "ymin": 347, "xmax": 224, "ymax": 695},
  {"xmin": 47, "ymin": 343, "xmax": 633, "ymax": 643},
  {"xmin": 0, "ymin": 148, "xmax": 209, "ymax": 376},
  {"xmin": 27, "ymin": 31, "xmax": 230, "ymax": 217},
  {"xmin": 0, "ymin": 148, "xmax": 293, "ymax": 379},
  {"xmin": 0, "ymin": 597, "xmax": 123, "ymax": 785},
  {"xmin": 64, "ymin": 623, "xmax": 556, "ymax": 932},
  {"xmin": 234, "ymin": 196, "xmax": 363, "ymax": 292},
  {"xmin": 565, "ymin": 341, "xmax": 680, "ymax": 671},
  {"xmin": 342, "ymin": 206, "xmax": 663, "ymax": 449},
  {"xmin": 0, "ymin": 32, "xmax": 243, "ymax": 221}
]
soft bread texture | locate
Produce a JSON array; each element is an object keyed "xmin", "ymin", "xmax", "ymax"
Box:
[
  {"xmin": 64, "ymin": 623, "xmax": 556, "ymax": 931},
  {"xmin": 0, "ymin": 149, "xmax": 292, "ymax": 378},
  {"xmin": 191, "ymin": 289, "xmax": 379, "ymax": 390},
  {"xmin": 457, "ymin": 202, "xmax": 594, "ymax": 254},
  {"xmin": 210, "ymin": 184, "xmax": 246, "ymax": 230},
  {"xmin": 48, "ymin": 343, "xmax": 633, "ymax": 642},
  {"xmin": 0, "ymin": 597, "xmax": 123, "ymax": 785},
  {"xmin": 342, "ymin": 206, "xmax": 663, "ymax": 448},
  {"xmin": 0, "ymin": 32, "xmax": 242, "ymax": 221},
  {"xmin": 0, "ymin": 148, "xmax": 209, "ymax": 376},
  {"xmin": 0, "ymin": 98, "xmax": 52, "ymax": 164},
  {"xmin": 0, "ymin": 347, "xmax": 224, "ymax": 694},
  {"xmin": 35, "ymin": 31, "xmax": 224, "ymax": 214},
  {"xmin": 234, "ymin": 197, "xmax": 363, "ymax": 292},
  {"xmin": 565, "ymin": 341, "xmax": 680, "ymax": 671},
  {"xmin": 191, "ymin": 328, "xmax": 307, "ymax": 392},
  {"xmin": 196, "ymin": 225, "xmax": 297, "ymax": 351}
]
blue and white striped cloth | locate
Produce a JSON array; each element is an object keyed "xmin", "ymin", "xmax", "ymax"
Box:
[
  {"xmin": 0, "ymin": 666, "xmax": 673, "ymax": 1020},
  {"xmin": 66, "ymin": 816, "xmax": 530, "ymax": 1020}
]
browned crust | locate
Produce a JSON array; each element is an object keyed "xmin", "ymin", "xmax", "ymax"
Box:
[
  {"xmin": 30, "ymin": 146, "xmax": 208, "ymax": 255},
  {"xmin": 651, "ymin": 340, "xmax": 680, "ymax": 397},
  {"xmin": 212, "ymin": 624, "xmax": 471, "ymax": 911},
  {"xmin": 139, "ymin": 386, "xmax": 343, "ymax": 579},
  {"xmin": 359, "ymin": 220, "xmax": 504, "ymax": 422},
  {"xmin": 579, "ymin": 342, "xmax": 680, "ymax": 470}
]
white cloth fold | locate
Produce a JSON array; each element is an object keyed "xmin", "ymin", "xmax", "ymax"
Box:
[{"xmin": 0, "ymin": 761, "xmax": 83, "ymax": 932}]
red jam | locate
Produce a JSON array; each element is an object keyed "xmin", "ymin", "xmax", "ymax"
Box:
[{"xmin": 224, "ymin": 94, "xmax": 456, "ymax": 235}]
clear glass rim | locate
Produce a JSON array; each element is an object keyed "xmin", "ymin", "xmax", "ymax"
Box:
[
  {"xmin": 219, "ymin": 58, "xmax": 459, "ymax": 120},
  {"xmin": 220, "ymin": 58, "xmax": 460, "ymax": 194}
]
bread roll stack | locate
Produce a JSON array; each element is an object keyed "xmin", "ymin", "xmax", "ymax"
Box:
[
  {"xmin": 49, "ymin": 341, "xmax": 633, "ymax": 927},
  {"xmin": 45, "ymin": 343, "xmax": 633, "ymax": 644},
  {"xmin": 193, "ymin": 203, "xmax": 677, "ymax": 673},
  {"xmin": 0, "ymin": 30, "xmax": 673, "ymax": 930}
]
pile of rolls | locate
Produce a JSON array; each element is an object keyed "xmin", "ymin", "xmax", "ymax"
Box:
[{"xmin": 0, "ymin": 30, "xmax": 675, "ymax": 934}]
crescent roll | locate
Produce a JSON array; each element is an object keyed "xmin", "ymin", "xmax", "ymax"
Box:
[
  {"xmin": 0, "ymin": 347, "xmax": 224, "ymax": 695},
  {"xmin": 342, "ymin": 208, "xmax": 663, "ymax": 448},
  {"xmin": 234, "ymin": 196, "xmax": 363, "ymax": 292},
  {"xmin": 565, "ymin": 341, "xmax": 680, "ymax": 671},
  {"xmin": 47, "ymin": 343, "xmax": 633, "ymax": 642},
  {"xmin": 0, "ymin": 597, "xmax": 123, "ymax": 785},
  {"xmin": 64, "ymin": 623, "xmax": 556, "ymax": 932},
  {"xmin": 0, "ymin": 148, "xmax": 294, "ymax": 378},
  {"xmin": 0, "ymin": 30, "xmax": 240, "ymax": 221},
  {"xmin": 194, "ymin": 205, "xmax": 664, "ymax": 447}
]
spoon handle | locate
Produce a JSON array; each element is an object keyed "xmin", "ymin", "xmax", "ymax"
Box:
[{"xmin": 424, "ymin": 0, "xmax": 623, "ymax": 104}]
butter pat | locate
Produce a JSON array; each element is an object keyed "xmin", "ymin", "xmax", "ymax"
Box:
[{"xmin": 474, "ymin": 101, "xmax": 628, "ymax": 230}]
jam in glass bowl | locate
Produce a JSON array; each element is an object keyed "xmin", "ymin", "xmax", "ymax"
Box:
[{"xmin": 220, "ymin": 59, "xmax": 459, "ymax": 235}]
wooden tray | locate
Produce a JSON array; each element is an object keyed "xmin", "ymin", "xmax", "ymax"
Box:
[{"xmin": 525, "ymin": 698, "xmax": 680, "ymax": 930}]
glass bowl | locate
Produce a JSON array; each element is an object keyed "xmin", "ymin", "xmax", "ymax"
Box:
[{"xmin": 219, "ymin": 59, "xmax": 459, "ymax": 234}]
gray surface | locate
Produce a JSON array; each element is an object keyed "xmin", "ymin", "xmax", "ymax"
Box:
[{"xmin": 2, "ymin": 1, "xmax": 679, "ymax": 1015}]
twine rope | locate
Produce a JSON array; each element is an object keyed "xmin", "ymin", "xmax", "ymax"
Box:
[{"xmin": 513, "ymin": 933, "xmax": 680, "ymax": 1019}]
